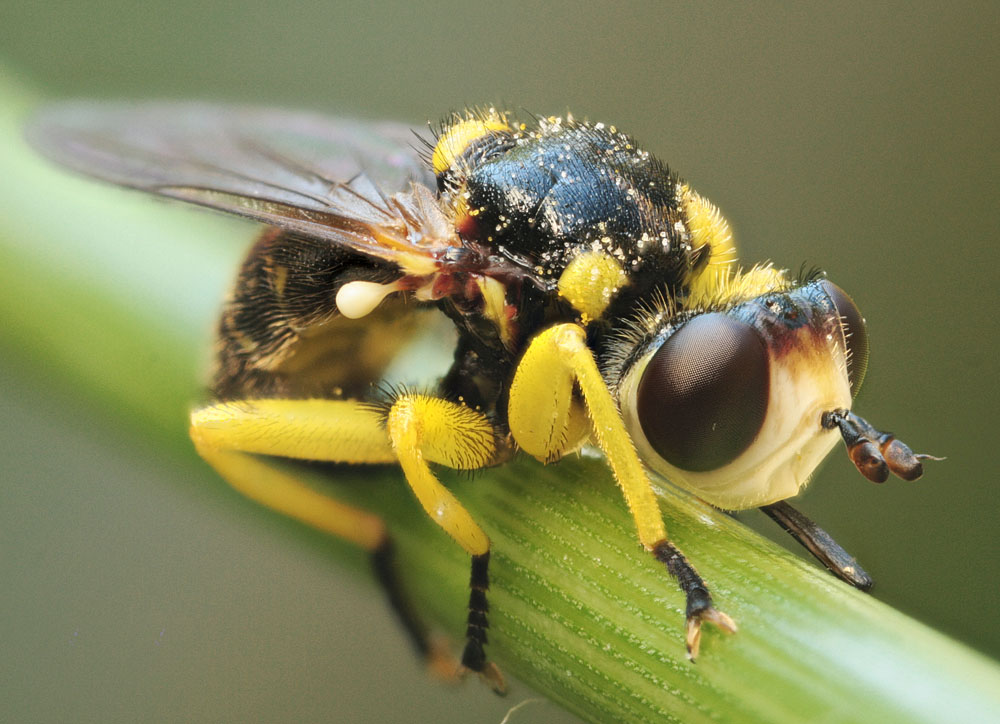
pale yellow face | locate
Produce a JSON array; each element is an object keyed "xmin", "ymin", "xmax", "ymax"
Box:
[
  {"xmin": 621, "ymin": 323, "xmax": 850, "ymax": 509},
  {"xmin": 616, "ymin": 280, "xmax": 860, "ymax": 511}
]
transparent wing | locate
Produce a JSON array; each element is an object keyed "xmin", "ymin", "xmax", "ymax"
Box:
[{"xmin": 27, "ymin": 101, "xmax": 456, "ymax": 270}]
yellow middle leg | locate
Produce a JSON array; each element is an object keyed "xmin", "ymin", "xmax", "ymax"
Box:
[
  {"xmin": 385, "ymin": 392, "xmax": 505, "ymax": 693},
  {"xmin": 190, "ymin": 398, "xmax": 458, "ymax": 674},
  {"xmin": 191, "ymin": 395, "xmax": 497, "ymax": 555},
  {"xmin": 385, "ymin": 393, "xmax": 495, "ymax": 556}
]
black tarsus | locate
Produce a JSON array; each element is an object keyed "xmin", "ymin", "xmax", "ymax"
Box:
[
  {"xmin": 760, "ymin": 499, "xmax": 874, "ymax": 591},
  {"xmin": 652, "ymin": 540, "xmax": 713, "ymax": 619},
  {"xmin": 461, "ymin": 551, "xmax": 491, "ymax": 673}
]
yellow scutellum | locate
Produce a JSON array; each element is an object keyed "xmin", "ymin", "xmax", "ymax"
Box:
[{"xmin": 557, "ymin": 250, "xmax": 628, "ymax": 323}]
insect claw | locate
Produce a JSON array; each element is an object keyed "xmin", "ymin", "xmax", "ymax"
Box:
[
  {"xmin": 685, "ymin": 618, "xmax": 702, "ymax": 661},
  {"xmin": 459, "ymin": 660, "xmax": 507, "ymax": 696},
  {"xmin": 686, "ymin": 606, "xmax": 737, "ymax": 661},
  {"xmin": 480, "ymin": 661, "xmax": 508, "ymax": 696},
  {"xmin": 706, "ymin": 607, "xmax": 739, "ymax": 634}
]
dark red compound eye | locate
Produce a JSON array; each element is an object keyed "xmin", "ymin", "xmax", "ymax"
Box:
[
  {"xmin": 636, "ymin": 313, "xmax": 770, "ymax": 472},
  {"xmin": 820, "ymin": 281, "xmax": 869, "ymax": 397}
]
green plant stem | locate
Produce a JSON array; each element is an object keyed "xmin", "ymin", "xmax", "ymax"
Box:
[{"xmin": 4, "ymin": 72, "xmax": 1000, "ymax": 724}]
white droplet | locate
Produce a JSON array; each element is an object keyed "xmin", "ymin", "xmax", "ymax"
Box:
[{"xmin": 336, "ymin": 281, "xmax": 399, "ymax": 319}]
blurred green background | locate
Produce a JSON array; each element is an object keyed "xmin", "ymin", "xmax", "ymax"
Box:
[{"xmin": 2, "ymin": 2, "xmax": 998, "ymax": 722}]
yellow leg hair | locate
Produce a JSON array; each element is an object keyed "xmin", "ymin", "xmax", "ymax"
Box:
[
  {"xmin": 190, "ymin": 398, "xmax": 397, "ymax": 548},
  {"xmin": 190, "ymin": 394, "xmax": 502, "ymax": 682},
  {"xmin": 193, "ymin": 443, "xmax": 387, "ymax": 550},
  {"xmin": 190, "ymin": 395, "xmax": 496, "ymax": 555},
  {"xmin": 383, "ymin": 393, "xmax": 503, "ymax": 691},
  {"xmin": 508, "ymin": 323, "xmax": 737, "ymax": 658},
  {"xmin": 191, "ymin": 398, "xmax": 396, "ymax": 464},
  {"xmin": 509, "ymin": 323, "xmax": 667, "ymax": 549},
  {"xmin": 386, "ymin": 394, "xmax": 495, "ymax": 556}
]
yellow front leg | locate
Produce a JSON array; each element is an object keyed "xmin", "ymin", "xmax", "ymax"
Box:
[
  {"xmin": 509, "ymin": 323, "xmax": 666, "ymax": 548},
  {"xmin": 508, "ymin": 323, "xmax": 736, "ymax": 658}
]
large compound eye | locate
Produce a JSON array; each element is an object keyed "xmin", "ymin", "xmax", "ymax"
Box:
[
  {"xmin": 820, "ymin": 281, "xmax": 869, "ymax": 397},
  {"xmin": 636, "ymin": 314, "xmax": 769, "ymax": 472}
]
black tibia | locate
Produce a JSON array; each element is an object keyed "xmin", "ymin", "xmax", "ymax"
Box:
[
  {"xmin": 653, "ymin": 540, "xmax": 713, "ymax": 620},
  {"xmin": 213, "ymin": 228, "xmax": 400, "ymax": 399},
  {"xmin": 822, "ymin": 409, "xmax": 936, "ymax": 483},
  {"xmin": 760, "ymin": 500, "xmax": 873, "ymax": 591},
  {"xmin": 461, "ymin": 552, "xmax": 491, "ymax": 673},
  {"xmin": 370, "ymin": 537, "xmax": 432, "ymax": 660}
]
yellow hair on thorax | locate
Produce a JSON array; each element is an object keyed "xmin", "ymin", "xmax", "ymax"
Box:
[
  {"xmin": 702, "ymin": 263, "xmax": 791, "ymax": 309},
  {"xmin": 677, "ymin": 184, "xmax": 792, "ymax": 308},
  {"xmin": 431, "ymin": 109, "xmax": 510, "ymax": 176},
  {"xmin": 681, "ymin": 184, "xmax": 738, "ymax": 307}
]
